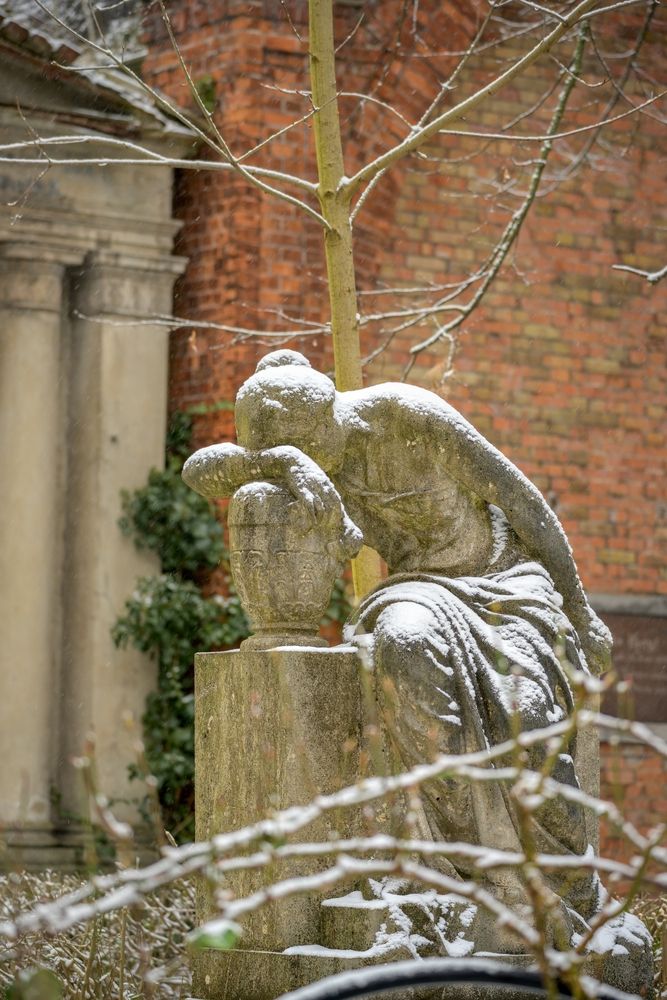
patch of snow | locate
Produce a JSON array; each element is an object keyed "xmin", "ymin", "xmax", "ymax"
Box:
[
  {"xmin": 255, "ymin": 350, "xmax": 311, "ymax": 371},
  {"xmin": 573, "ymin": 911, "xmax": 651, "ymax": 957},
  {"xmin": 321, "ymin": 891, "xmax": 387, "ymax": 910},
  {"xmin": 443, "ymin": 934, "xmax": 475, "ymax": 958},
  {"xmin": 488, "ymin": 504, "xmax": 510, "ymax": 566},
  {"xmin": 284, "ymin": 928, "xmax": 427, "ymax": 961}
]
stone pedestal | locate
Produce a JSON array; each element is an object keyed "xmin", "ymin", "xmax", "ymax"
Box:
[
  {"xmin": 192, "ymin": 649, "xmax": 643, "ymax": 1000},
  {"xmin": 196, "ymin": 647, "xmax": 361, "ymax": 943},
  {"xmin": 192, "ymin": 648, "xmax": 557, "ymax": 1000},
  {"xmin": 194, "ymin": 645, "xmax": 403, "ymax": 998}
]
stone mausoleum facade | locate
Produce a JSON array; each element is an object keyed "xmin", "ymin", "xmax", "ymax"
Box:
[{"xmin": 0, "ymin": 1, "xmax": 191, "ymax": 863}]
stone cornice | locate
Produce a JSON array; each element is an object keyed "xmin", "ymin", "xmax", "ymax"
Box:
[
  {"xmin": 0, "ymin": 205, "xmax": 186, "ymax": 268},
  {"xmin": 590, "ymin": 593, "xmax": 667, "ymax": 618}
]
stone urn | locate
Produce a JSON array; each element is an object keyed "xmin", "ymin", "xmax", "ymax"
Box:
[{"xmin": 228, "ymin": 481, "xmax": 351, "ymax": 649}]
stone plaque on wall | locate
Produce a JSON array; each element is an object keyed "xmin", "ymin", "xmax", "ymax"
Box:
[{"xmin": 600, "ymin": 613, "xmax": 667, "ymax": 723}]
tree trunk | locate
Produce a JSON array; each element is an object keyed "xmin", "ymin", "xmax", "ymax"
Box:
[{"xmin": 308, "ymin": 0, "xmax": 382, "ymax": 597}]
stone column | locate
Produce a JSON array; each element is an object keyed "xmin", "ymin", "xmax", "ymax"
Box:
[
  {"xmin": 0, "ymin": 243, "xmax": 67, "ymax": 849},
  {"xmin": 59, "ymin": 250, "xmax": 184, "ymax": 822}
]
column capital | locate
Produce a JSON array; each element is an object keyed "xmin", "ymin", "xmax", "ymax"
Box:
[
  {"xmin": 0, "ymin": 242, "xmax": 67, "ymax": 313},
  {"xmin": 73, "ymin": 249, "xmax": 187, "ymax": 318},
  {"xmin": 82, "ymin": 248, "xmax": 187, "ymax": 277},
  {"xmin": 0, "ymin": 239, "xmax": 82, "ymax": 267}
]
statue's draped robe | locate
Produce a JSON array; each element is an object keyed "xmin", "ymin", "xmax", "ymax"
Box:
[{"xmin": 346, "ymin": 560, "xmax": 599, "ymax": 922}]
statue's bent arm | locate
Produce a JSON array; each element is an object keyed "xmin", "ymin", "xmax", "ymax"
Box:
[
  {"xmin": 415, "ymin": 402, "xmax": 611, "ymax": 672},
  {"xmin": 182, "ymin": 442, "xmax": 350, "ymax": 529}
]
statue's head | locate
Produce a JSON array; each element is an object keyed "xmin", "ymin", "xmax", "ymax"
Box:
[{"xmin": 235, "ymin": 351, "xmax": 344, "ymax": 471}]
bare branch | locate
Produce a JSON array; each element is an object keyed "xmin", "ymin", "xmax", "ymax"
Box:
[
  {"xmin": 341, "ymin": 92, "xmax": 413, "ymax": 130},
  {"xmin": 435, "ymin": 90, "xmax": 666, "ymax": 144},
  {"xmin": 343, "ymin": 0, "xmax": 601, "ymax": 196},
  {"xmin": 72, "ymin": 309, "xmax": 328, "ymax": 340},
  {"xmin": 579, "ymin": 0, "xmax": 650, "ymax": 18},
  {"xmin": 148, "ymin": 0, "xmax": 332, "ymax": 229},
  {"xmin": 416, "ymin": 3, "xmax": 498, "ymax": 128},
  {"xmin": 30, "ymin": 0, "xmax": 330, "ymax": 228},
  {"xmin": 0, "ymin": 135, "xmax": 317, "ymax": 190},
  {"xmin": 237, "ymin": 104, "xmax": 322, "ymax": 163},
  {"xmin": 546, "ymin": 0, "xmax": 661, "ymax": 185},
  {"xmin": 279, "ymin": 0, "xmax": 304, "ymax": 42},
  {"xmin": 612, "ymin": 262, "xmax": 667, "ymax": 284},
  {"xmin": 349, "ymin": 4, "xmax": 500, "ymax": 227},
  {"xmin": 32, "ymin": 0, "xmax": 227, "ymax": 157},
  {"xmin": 335, "ymin": 9, "xmax": 365, "ymax": 54},
  {"xmin": 1, "ymin": 708, "xmax": 664, "ymax": 953},
  {"xmin": 403, "ymin": 23, "xmax": 590, "ymax": 376}
]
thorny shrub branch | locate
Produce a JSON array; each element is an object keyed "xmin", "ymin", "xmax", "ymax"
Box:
[{"xmin": 1, "ymin": 711, "xmax": 664, "ymax": 942}]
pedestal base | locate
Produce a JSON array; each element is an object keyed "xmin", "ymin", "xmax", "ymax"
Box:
[
  {"xmin": 192, "ymin": 647, "xmax": 652, "ymax": 1000},
  {"xmin": 0, "ymin": 824, "xmax": 90, "ymax": 869},
  {"xmin": 192, "ymin": 949, "xmax": 541, "ymax": 1000}
]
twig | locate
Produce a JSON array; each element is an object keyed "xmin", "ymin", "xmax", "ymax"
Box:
[
  {"xmin": 344, "ymin": 0, "xmax": 601, "ymax": 195},
  {"xmin": 403, "ymin": 22, "xmax": 590, "ymax": 376},
  {"xmin": 612, "ymin": 262, "xmax": 667, "ymax": 284},
  {"xmin": 71, "ymin": 308, "xmax": 328, "ymax": 340},
  {"xmin": 31, "ymin": 0, "xmax": 329, "ymax": 228},
  {"xmin": 0, "ymin": 136, "xmax": 316, "ymax": 191}
]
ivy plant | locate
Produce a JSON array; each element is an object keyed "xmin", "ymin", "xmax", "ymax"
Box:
[
  {"xmin": 113, "ymin": 413, "xmax": 249, "ymax": 841},
  {"xmin": 113, "ymin": 412, "xmax": 351, "ymax": 842}
]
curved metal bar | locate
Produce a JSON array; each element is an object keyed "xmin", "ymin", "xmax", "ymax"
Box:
[{"xmin": 278, "ymin": 957, "xmax": 639, "ymax": 1000}]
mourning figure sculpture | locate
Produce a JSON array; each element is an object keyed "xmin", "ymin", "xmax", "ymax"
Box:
[{"xmin": 183, "ymin": 350, "xmax": 652, "ymax": 988}]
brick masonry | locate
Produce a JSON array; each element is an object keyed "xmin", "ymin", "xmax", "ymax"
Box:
[
  {"xmin": 600, "ymin": 737, "xmax": 667, "ymax": 869},
  {"xmin": 141, "ymin": 0, "xmax": 666, "ymax": 863}
]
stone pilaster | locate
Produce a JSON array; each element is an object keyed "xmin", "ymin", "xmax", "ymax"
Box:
[
  {"xmin": 59, "ymin": 251, "xmax": 185, "ymax": 822},
  {"xmin": 0, "ymin": 243, "xmax": 68, "ymax": 854}
]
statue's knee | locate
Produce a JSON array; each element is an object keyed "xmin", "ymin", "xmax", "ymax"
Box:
[
  {"xmin": 373, "ymin": 604, "xmax": 459, "ymax": 740},
  {"xmin": 374, "ymin": 603, "xmax": 439, "ymax": 677}
]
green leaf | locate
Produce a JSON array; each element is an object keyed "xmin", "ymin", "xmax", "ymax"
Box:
[
  {"xmin": 6, "ymin": 969, "xmax": 64, "ymax": 1000},
  {"xmin": 189, "ymin": 919, "xmax": 241, "ymax": 951}
]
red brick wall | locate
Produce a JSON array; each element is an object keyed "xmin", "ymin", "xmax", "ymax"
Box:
[
  {"xmin": 144, "ymin": 1, "xmax": 666, "ymax": 595},
  {"xmin": 600, "ymin": 739, "xmax": 667, "ymax": 867},
  {"xmin": 142, "ymin": 1, "xmax": 666, "ymax": 860}
]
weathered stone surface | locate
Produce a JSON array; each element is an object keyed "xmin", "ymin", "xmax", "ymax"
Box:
[
  {"xmin": 0, "ymin": 47, "xmax": 190, "ymax": 858},
  {"xmin": 192, "ymin": 949, "xmax": 542, "ymax": 1000},
  {"xmin": 228, "ymin": 482, "xmax": 361, "ymax": 649},
  {"xmin": 194, "ymin": 648, "xmax": 403, "ymax": 953},
  {"xmin": 192, "ymin": 648, "xmax": 543, "ymax": 1000},
  {"xmin": 183, "ymin": 351, "xmax": 610, "ymax": 673}
]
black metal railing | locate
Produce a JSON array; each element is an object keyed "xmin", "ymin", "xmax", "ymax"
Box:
[{"xmin": 278, "ymin": 957, "xmax": 639, "ymax": 1000}]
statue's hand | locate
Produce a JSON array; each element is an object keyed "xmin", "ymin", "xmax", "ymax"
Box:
[
  {"xmin": 262, "ymin": 446, "xmax": 363, "ymax": 560},
  {"xmin": 182, "ymin": 442, "xmax": 363, "ymax": 559},
  {"xmin": 273, "ymin": 446, "xmax": 343, "ymax": 522}
]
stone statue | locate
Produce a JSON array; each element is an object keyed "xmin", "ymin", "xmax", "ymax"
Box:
[{"xmin": 183, "ymin": 350, "xmax": 651, "ymax": 989}]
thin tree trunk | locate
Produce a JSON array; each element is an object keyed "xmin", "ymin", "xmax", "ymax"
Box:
[
  {"xmin": 308, "ymin": 0, "xmax": 361, "ymax": 391},
  {"xmin": 308, "ymin": 0, "xmax": 382, "ymax": 597}
]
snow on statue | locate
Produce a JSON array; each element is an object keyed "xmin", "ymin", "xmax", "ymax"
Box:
[{"xmin": 183, "ymin": 350, "xmax": 652, "ymax": 990}]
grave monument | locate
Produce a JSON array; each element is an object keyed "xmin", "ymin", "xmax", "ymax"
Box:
[{"xmin": 184, "ymin": 350, "xmax": 653, "ymax": 999}]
